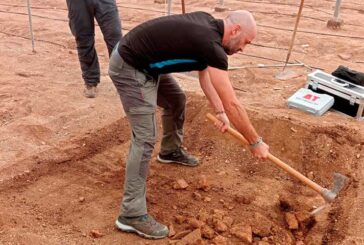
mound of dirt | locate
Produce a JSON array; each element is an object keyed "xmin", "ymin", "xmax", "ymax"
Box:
[
  {"xmin": 1, "ymin": 0, "xmax": 364, "ymax": 244},
  {"xmin": 0, "ymin": 95, "xmax": 362, "ymax": 244}
]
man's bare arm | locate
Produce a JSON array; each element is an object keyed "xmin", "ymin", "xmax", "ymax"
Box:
[
  {"xmin": 198, "ymin": 69, "xmax": 224, "ymax": 113},
  {"xmin": 207, "ymin": 66, "xmax": 260, "ymax": 144}
]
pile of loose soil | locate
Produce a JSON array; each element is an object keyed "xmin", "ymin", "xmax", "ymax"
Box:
[
  {"xmin": 0, "ymin": 96, "xmax": 362, "ymax": 244},
  {"xmin": 1, "ymin": 0, "xmax": 363, "ymax": 244}
]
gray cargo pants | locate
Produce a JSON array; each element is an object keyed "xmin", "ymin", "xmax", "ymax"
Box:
[
  {"xmin": 108, "ymin": 44, "xmax": 186, "ymax": 217},
  {"xmin": 66, "ymin": 0, "xmax": 122, "ymax": 86}
]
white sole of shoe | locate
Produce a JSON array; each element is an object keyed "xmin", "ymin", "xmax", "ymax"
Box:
[
  {"xmin": 115, "ymin": 219, "xmax": 168, "ymax": 240},
  {"xmin": 156, "ymin": 155, "xmax": 198, "ymax": 167},
  {"xmin": 156, "ymin": 155, "xmax": 174, "ymax": 163}
]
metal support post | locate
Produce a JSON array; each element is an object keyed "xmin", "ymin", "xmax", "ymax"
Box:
[
  {"xmin": 214, "ymin": 0, "xmax": 229, "ymax": 12},
  {"xmin": 327, "ymin": 0, "xmax": 344, "ymax": 30},
  {"xmin": 26, "ymin": 0, "xmax": 35, "ymax": 52},
  {"xmin": 333, "ymin": 0, "xmax": 342, "ymax": 19},
  {"xmin": 167, "ymin": 0, "xmax": 172, "ymax": 16}
]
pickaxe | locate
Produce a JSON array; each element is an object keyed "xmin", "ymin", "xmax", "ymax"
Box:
[{"xmin": 206, "ymin": 113, "xmax": 348, "ymax": 204}]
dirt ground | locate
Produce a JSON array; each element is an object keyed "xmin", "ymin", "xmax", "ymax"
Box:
[{"xmin": 0, "ymin": 0, "xmax": 363, "ymax": 244}]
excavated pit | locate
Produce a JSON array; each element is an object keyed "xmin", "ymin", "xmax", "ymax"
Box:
[{"xmin": 0, "ymin": 94, "xmax": 360, "ymax": 245}]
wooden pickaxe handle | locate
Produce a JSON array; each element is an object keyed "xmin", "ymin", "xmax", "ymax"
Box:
[{"xmin": 206, "ymin": 113, "xmax": 325, "ymax": 195}]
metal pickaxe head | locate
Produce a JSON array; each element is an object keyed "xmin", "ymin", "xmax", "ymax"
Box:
[
  {"xmin": 321, "ymin": 173, "xmax": 349, "ymax": 203},
  {"xmin": 309, "ymin": 173, "xmax": 348, "ymax": 217}
]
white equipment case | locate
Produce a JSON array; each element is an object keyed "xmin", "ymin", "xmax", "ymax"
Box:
[
  {"xmin": 287, "ymin": 88, "xmax": 334, "ymax": 116},
  {"xmin": 306, "ymin": 70, "xmax": 364, "ymax": 120}
]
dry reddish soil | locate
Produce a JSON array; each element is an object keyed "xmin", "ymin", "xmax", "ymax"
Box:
[{"xmin": 0, "ymin": 0, "xmax": 364, "ymax": 244}]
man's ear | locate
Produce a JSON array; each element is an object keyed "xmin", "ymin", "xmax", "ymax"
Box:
[{"xmin": 231, "ymin": 24, "xmax": 241, "ymax": 37}]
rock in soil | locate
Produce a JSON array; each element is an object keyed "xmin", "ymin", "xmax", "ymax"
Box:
[
  {"xmin": 198, "ymin": 210, "xmax": 209, "ymax": 223},
  {"xmin": 169, "ymin": 224, "xmax": 176, "ymax": 237},
  {"xmin": 172, "ymin": 230, "xmax": 192, "ymax": 240},
  {"xmin": 174, "ymin": 214, "xmax": 186, "ymax": 224},
  {"xmin": 203, "ymin": 196, "xmax": 212, "ymax": 202},
  {"xmin": 285, "ymin": 212, "xmax": 299, "ymax": 230},
  {"xmin": 201, "ymin": 225, "xmax": 215, "ymax": 240},
  {"xmin": 222, "ymin": 216, "xmax": 234, "ymax": 227},
  {"xmin": 187, "ymin": 217, "xmax": 205, "ymax": 229},
  {"xmin": 261, "ymin": 237, "xmax": 270, "ymax": 242},
  {"xmin": 252, "ymin": 212, "xmax": 274, "ymax": 237},
  {"xmin": 176, "ymin": 229, "xmax": 202, "ymax": 245},
  {"xmin": 257, "ymin": 241, "xmax": 270, "ymax": 245},
  {"xmin": 89, "ymin": 229, "xmax": 103, "ymax": 238},
  {"xmin": 295, "ymin": 211, "xmax": 310, "ymax": 225},
  {"xmin": 212, "ymin": 209, "xmax": 226, "ymax": 220},
  {"xmin": 212, "ymin": 235, "xmax": 228, "ymax": 245},
  {"xmin": 307, "ymin": 171, "xmax": 314, "ymax": 180},
  {"xmin": 214, "ymin": 220, "xmax": 228, "ymax": 233},
  {"xmin": 295, "ymin": 211, "xmax": 316, "ymax": 232},
  {"xmin": 192, "ymin": 191, "xmax": 202, "ymax": 200},
  {"xmin": 234, "ymin": 194, "xmax": 254, "ymax": 204},
  {"xmin": 197, "ymin": 175, "xmax": 210, "ymax": 191},
  {"xmin": 173, "ymin": 179, "xmax": 189, "ymax": 190},
  {"xmin": 230, "ymin": 223, "xmax": 252, "ymax": 243}
]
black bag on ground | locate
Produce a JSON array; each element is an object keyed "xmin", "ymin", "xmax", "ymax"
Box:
[{"xmin": 332, "ymin": 65, "xmax": 364, "ymax": 86}]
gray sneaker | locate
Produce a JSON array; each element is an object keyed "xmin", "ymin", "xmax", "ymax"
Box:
[
  {"xmin": 115, "ymin": 214, "xmax": 169, "ymax": 239},
  {"xmin": 83, "ymin": 84, "xmax": 97, "ymax": 98},
  {"xmin": 157, "ymin": 148, "xmax": 199, "ymax": 167}
]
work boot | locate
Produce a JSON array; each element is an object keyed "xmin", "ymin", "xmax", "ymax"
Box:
[
  {"xmin": 115, "ymin": 214, "xmax": 169, "ymax": 239},
  {"xmin": 157, "ymin": 147, "xmax": 199, "ymax": 167},
  {"xmin": 83, "ymin": 84, "xmax": 97, "ymax": 98}
]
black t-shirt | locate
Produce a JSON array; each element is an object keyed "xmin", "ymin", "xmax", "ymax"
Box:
[{"xmin": 118, "ymin": 11, "xmax": 227, "ymax": 77}]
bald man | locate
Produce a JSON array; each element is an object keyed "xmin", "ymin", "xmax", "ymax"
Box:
[{"xmin": 108, "ymin": 10, "xmax": 270, "ymax": 239}]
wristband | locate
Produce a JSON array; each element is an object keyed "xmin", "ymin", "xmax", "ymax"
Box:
[
  {"xmin": 249, "ymin": 137, "xmax": 263, "ymax": 148},
  {"xmin": 216, "ymin": 111, "xmax": 225, "ymax": 115}
]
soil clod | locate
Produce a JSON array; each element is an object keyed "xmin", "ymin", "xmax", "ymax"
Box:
[
  {"xmin": 285, "ymin": 212, "xmax": 299, "ymax": 230},
  {"xmin": 173, "ymin": 179, "xmax": 189, "ymax": 190},
  {"xmin": 90, "ymin": 230, "xmax": 103, "ymax": 238},
  {"xmin": 230, "ymin": 223, "xmax": 253, "ymax": 243}
]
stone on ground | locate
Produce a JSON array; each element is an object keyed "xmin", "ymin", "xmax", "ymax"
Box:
[
  {"xmin": 212, "ymin": 235, "xmax": 228, "ymax": 245},
  {"xmin": 175, "ymin": 229, "xmax": 203, "ymax": 245},
  {"xmin": 173, "ymin": 179, "xmax": 189, "ymax": 190},
  {"xmin": 230, "ymin": 223, "xmax": 252, "ymax": 243},
  {"xmin": 169, "ymin": 224, "xmax": 176, "ymax": 237},
  {"xmin": 197, "ymin": 175, "xmax": 210, "ymax": 191},
  {"xmin": 285, "ymin": 212, "xmax": 299, "ymax": 230},
  {"xmin": 201, "ymin": 225, "xmax": 215, "ymax": 240},
  {"xmin": 187, "ymin": 217, "xmax": 205, "ymax": 229},
  {"xmin": 89, "ymin": 229, "xmax": 103, "ymax": 238}
]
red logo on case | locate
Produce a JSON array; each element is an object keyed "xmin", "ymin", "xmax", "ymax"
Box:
[{"xmin": 303, "ymin": 94, "xmax": 320, "ymax": 101}]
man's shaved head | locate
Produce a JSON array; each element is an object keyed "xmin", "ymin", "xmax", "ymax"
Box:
[
  {"xmin": 222, "ymin": 10, "xmax": 257, "ymax": 55},
  {"xmin": 226, "ymin": 10, "xmax": 257, "ymax": 33}
]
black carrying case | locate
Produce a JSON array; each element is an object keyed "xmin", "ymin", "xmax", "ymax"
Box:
[{"xmin": 306, "ymin": 70, "xmax": 364, "ymax": 120}]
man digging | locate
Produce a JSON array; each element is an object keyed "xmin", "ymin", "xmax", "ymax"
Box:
[{"xmin": 108, "ymin": 10, "xmax": 270, "ymax": 239}]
